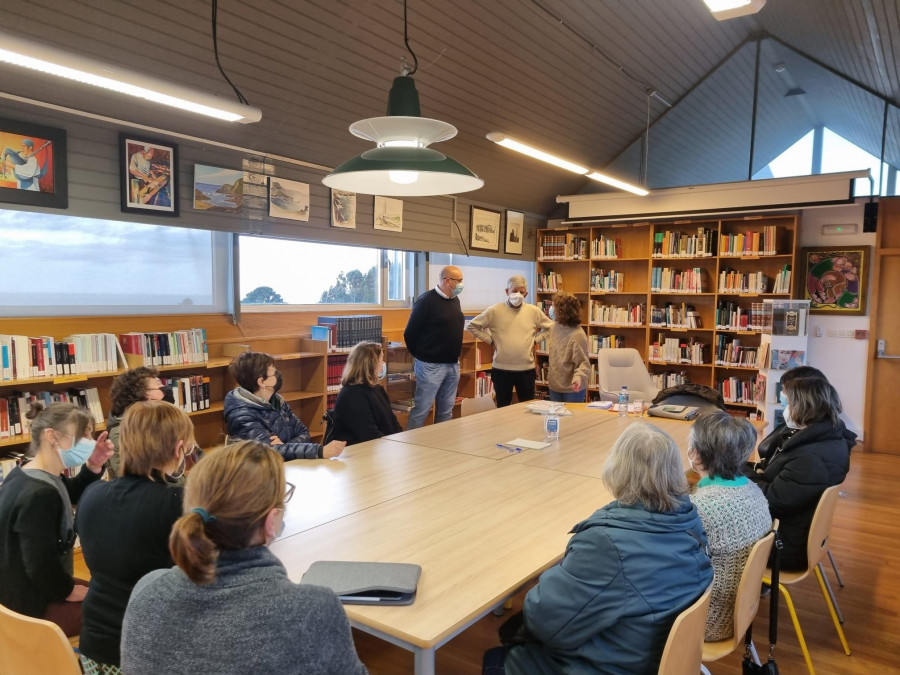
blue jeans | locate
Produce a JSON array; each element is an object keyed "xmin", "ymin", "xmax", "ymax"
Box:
[
  {"xmin": 549, "ymin": 389, "xmax": 586, "ymax": 403},
  {"xmin": 408, "ymin": 360, "xmax": 460, "ymax": 429}
]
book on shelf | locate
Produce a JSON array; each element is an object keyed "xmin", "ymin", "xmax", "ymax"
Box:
[
  {"xmin": 652, "ymin": 227, "xmax": 716, "ymax": 258},
  {"xmin": 590, "ymin": 301, "xmax": 644, "ymax": 325},
  {"xmin": 539, "ymin": 234, "xmax": 587, "ymax": 260},
  {"xmin": 717, "ymin": 268, "xmax": 769, "ymax": 294},
  {"xmin": 649, "ymin": 303, "xmax": 700, "ymax": 328},
  {"xmin": 590, "ymin": 268, "xmax": 623, "ymax": 292},
  {"xmin": 772, "ymin": 265, "xmax": 792, "ymax": 294},
  {"xmin": 1, "ymin": 333, "xmax": 131, "ymax": 380},
  {"xmin": 651, "ymin": 267, "xmax": 705, "ymax": 293},
  {"xmin": 536, "ymin": 270, "xmax": 564, "ymax": 292},
  {"xmin": 717, "ymin": 376, "xmax": 756, "ymax": 404},
  {"xmin": 650, "ymin": 334, "xmax": 707, "ymax": 364},
  {"xmin": 650, "ymin": 370, "xmax": 690, "ymax": 389},
  {"xmin": 475, "ymin": 372, "xmax": 494, "ymax": 397},
  {"xmin": 0, "ymin": 387, "xmax": 104, "ymax": 441},
  {"xmin": 592, "ymin": 235, "xmax": 622, "ymax": 259},
  {"xmin": 719, "ymin": 225, "xmax": 778, "ymax": 256},
  {"xmin": 315, "ymin": 315, "xmax": 383, "ymax": 351},
  {"xmin": 119, "ymin": 329, "xmax": 209, "ymax": 369}
]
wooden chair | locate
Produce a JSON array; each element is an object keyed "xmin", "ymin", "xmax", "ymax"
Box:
[
  {"xmin": 700, "ymin": 525, "xmax": 777, "ymax": 669},
  {"xmin": 460, "ymin": 395, "xmax": 496, "ymax": 417},
  {"xmin": 0, "ymin": 603, "xmax": 81, "ymax": 675},
  {"xmin": 657, "ymin": 583, "xmax": 713, "ymax": 675},
  {"xmin": 762, "ymin": 485, "xmax": 851, "ymax": 675}
]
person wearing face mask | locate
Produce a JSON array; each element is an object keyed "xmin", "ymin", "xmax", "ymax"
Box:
[
  {"xmin": 404, "ymin": 265, "xmax": 467, "ymax": 429},
  {"xmin": 0, "ymin": 401, "xmax": 114, "ymax": 637},
  {"xmin": 121, "ymin": 441, "xmax": 367, "ymax": 675},
  {"xmin": 74, "ymin": 401, "xmax": 195, "ymax": 673},
  {"xmin": 223, "ymin": 351, "xmax": 345, "ymax": 459},
  {"xmin": 331, "ymin": 341, "xmax": 402, "ymax": 446},
  {"xmin": 747, "ymin": 369, "xmax": 854, "ymax": 570},
  {"xmin": 106, "ymin": 367, "xmax": 175, "ymax": 478},
  {"xmin": 467, "ymin": 275, "xmax": 553, "ymax": 407}
]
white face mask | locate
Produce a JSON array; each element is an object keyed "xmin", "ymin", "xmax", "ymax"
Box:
[
  {"xmin": 782, "ymin": 405, "xmax": 802, "ymax": 429},
  {"xmin": 507, "ymin": 291, "xmax": 524, "ymax": 308},
  {"xmin": 377, "ymin": 362, "xmax": 387, "ymax": 380}
]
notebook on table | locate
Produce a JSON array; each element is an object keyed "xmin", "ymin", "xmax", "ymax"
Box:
[{"xmin": 300, "ymin": 561, "xmax": 422, "ymax": 605}]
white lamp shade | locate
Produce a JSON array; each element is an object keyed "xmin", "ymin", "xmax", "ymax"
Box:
[{"xmin": 349, "ymin": 116, "xmax": 457, "ymax": 146}]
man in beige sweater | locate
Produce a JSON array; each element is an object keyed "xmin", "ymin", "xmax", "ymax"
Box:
[{"xmin": 466, "ymin": 275, "xmax": 552, "ymax": 407}]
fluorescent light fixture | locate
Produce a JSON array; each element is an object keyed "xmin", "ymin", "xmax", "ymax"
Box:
[
  {"xmin": 488, "ymin": 132, "xmax": 648, "ymax": 196},
  {"xmin": 0, "ymin": 30, "xmax": 261, "ymax": 123},
  {"xmin": 702, "ymin": 0, "xmax": 766, "ymax": 21}
]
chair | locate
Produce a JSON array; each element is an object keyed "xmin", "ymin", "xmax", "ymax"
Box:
[
  {"xmin": 701, "ymin": 526, "xmax": 777, "ymax": 670},
  {"xmin": 762, "ymin": 486, "xmax": 851, "ymax": 675},
  {"xmin": 593, "ymin": 348, "xmax": 659, "ymax": 403},
  {"xmin": 0, "ymin": 603, "xmax": 81, "ymax": 675},
  {"xmin": 461, "ymin": 395, "xmax": 496, "ymax": 417},
  {"xmin": 657, "ymin": 583, "xmax": 713, "ymax": 675}
]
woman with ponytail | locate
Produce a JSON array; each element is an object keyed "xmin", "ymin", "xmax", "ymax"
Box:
[
  {"xmin": 0, "ymin": 401, "xmax": 114, "ymax": 636},
  {"xmin": 121, "ymin": 440, "xmax": 366, "ymax": 674},
  {"xmin": 75, "ymin": 400, "xmax": 195, "ymax": 674}
]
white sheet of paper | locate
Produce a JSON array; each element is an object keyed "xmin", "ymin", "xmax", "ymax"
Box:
[{"xmin": 505, "ymin": 438, "xmax": 551, "ymax": 450}]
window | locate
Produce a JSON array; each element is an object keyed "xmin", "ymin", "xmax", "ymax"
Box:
[{"xmin": 0, "ymin": 210, "xmax": 231, "ymax": 316}]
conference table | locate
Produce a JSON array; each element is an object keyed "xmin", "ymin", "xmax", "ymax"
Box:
[{"xmin": 270, "ymin": 403, "xmax": 697, "ymax": 674}]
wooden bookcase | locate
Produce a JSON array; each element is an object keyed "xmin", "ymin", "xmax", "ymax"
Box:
[{"xmin": 535, "ymin": 214, "xmax": 798, "ymax": 411}]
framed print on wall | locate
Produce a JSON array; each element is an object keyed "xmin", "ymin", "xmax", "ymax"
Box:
[
  {"xmin": 330, "ymin": 189, "xmax": 357, "ymax": 228},
  {"xmin": 470, "ymin": 206, "xmax": 501, "ymax": 252},
  {"xmin": 0, "ymin": 117, "xmax": 67, "ymax": 209},
  {"xmin": 268, "ymin": 177, "xmax": 310, "ymax": 221},
  {"xmin": 504, "ymin": 210, "xmax": 524, "ymax": 255},
  {"xmin": 374, "ymin": 196, "xmax": 403, "ymax": 232},
  {"xmin": 800, "ymin": 245, "xmax": 870, "ymax": 315},
  {"xmin": 120, "ymin": 133, "xmax": 178, "ymax": 216}
]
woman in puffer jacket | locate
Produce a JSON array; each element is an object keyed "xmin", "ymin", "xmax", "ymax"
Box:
[{"xmin": 223, "ymin": 352, "xmax": 345, "ymax": 460}]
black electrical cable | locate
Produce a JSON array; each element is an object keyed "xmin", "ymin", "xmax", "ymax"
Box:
[
  {"xmin": 211, "ymin": 0, "xmax": 249, "ymax": 105},
  {"xmin": 403, "ymin": 0, "xmax": 419, "ymax": 76}
]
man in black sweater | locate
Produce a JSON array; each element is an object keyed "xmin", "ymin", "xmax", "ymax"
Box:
[{"xmin": 404, "ymin": 265, "xmax": 466, "ymax": 429}]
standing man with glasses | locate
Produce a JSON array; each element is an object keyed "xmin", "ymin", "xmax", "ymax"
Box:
[{"xmin": 404, "ymin": 265, "xmax": 466, "ymax": 429}]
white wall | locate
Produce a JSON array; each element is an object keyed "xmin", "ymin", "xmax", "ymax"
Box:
[
  {"xmin": 798, "ymin": 202, "xmax": 875, "ymax": 439},
  {"xmin": 428, "ymin": 254, "xmax": 535, "ymax": 315}
]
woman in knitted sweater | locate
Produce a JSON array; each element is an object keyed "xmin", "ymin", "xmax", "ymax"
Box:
[
  {"xmin": 547, "ymin": 291, "xmax": 590, "ymax": 402},
  {"xmin": 688, "ymin": 411, "xmax": 771, "ymax": 641}
]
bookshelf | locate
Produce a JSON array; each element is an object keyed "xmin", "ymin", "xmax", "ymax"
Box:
[{"xmin": 535, "ymin": 214, "xmax": 798, "ymax": 411}]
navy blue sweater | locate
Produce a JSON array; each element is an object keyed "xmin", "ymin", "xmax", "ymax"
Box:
[{"xmin": 403, "ymin": 289, "xmax": 464, "ymax": 364}]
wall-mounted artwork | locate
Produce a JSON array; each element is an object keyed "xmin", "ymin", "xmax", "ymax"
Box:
[
  {"xmin": 268, "ymin": 178, "xmax": 310, "ymax": 221},
  {"xmin": 470, "ymin": 206, "xmax": 501, "ymax": 252},
  {"xmin": 120, "ymin": 133, "xmax": 177, "ymax": 216},
  {"xmin": 0, "ymin": 118, "xmax": 67, "ymax": 209},
  {"xmin": 504, "ymin": 210, "xmax": 524, "ymax": 255},
  {"xmin": 331, "ymin": 189, "xmax": 356, "ymax": 228},
  {"xmin": 374, "ymin": 196, "xmax": 403, "ymax": 232},
  {"xmin": 193, "ymin": 165, "xmax": 243, "ymax": 213},
  {"xmin": 801, "ymin": 246, "xmax": 870, "ymax": 315}
]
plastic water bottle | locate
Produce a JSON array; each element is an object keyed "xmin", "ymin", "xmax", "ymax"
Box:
[
  {"xmin": 618, "ymin": 386, "xmax": 629, "ymax": 417},
  {"xmin": 545, "ymin": 410, "xmax": 560, "ymax": 441}
]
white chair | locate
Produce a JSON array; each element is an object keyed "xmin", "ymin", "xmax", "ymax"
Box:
[
  {"xmin": 0, "ymin": 603, "xmax": 81, "ymax": 675},
  {"xmin": 593, "ymin": 348, "xmax": 659, "ymax": 403},
  {"xmin": 461, "ymin": 395, "xmax": 496, "ymax": 417},
  {"xmin": 658, "ymin": 583, "xmax": 713, "ymax": 675}
]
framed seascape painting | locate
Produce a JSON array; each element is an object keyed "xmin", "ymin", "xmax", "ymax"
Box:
[
  {"xmin": 331, "ymin": 189, "xmax": 356, "ymax": 228},
  {"xmin": 194, "ymin": 165, "xmax": 243, "ymax": 214},
  {"xmin": 374, "ymin": 196, "xmax": 403, "ymax": 232},
  {"xmin": 470, "ymin": 206, "xmax": 501, "ymax": 252},
  {"xmin": 120, "ymin": 133, "xmax": 178, "ymax": 216},
  {"xmin": 504, "ymin": 210, "xmax": 524, "ymax": 255},
  {"xmin": 0, "ymin": 118, "xmax": 67, "ymax": 209},
  {"xmin": 800, "ymin": 246, "xmax": 870, "ymax": 315},
  {"xmin": 268, "ymin": 178, "xmax": 310, "ymax": 221}
]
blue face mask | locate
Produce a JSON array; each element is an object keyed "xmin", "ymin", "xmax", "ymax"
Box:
[
  {"xmin": 58, "ymin": 435, "xmax": 96, "ymax": 469},
  {"xmin": 779, "ymin": 391, "xmax": 788, "ymax": 407},
  {"xmin": 451, "ymin": 282, "xmax": 464, "ymax": 297},
  {"xmin": 548, "ymin": 305, "xmax": 556, "ymax": 320},
  {"xmin": 377, "ymin": 362, "xmax": 387, "ymax": 380}
]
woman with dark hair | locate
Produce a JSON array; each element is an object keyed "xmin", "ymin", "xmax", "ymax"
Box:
[
  {"xmin": 331, "ymin": 341, "xmax": 401, "ymax": 445},
  {"xmin": 223, "ymin": 351, "xmax": 345, "ymax": 460},
  {"xmin": 106, "ymin": 367, "xmax": 171, "ymax": 477},
  {"xmin": 0, "ymin": 402, "xmax": 113, "ymax": 636},
  {"xmin": 547, "ymin": 291, "xmax": 590, "ymax": 402},
  {"xmin": 121, "ymin": 441, "xmax": 366, "ymax": 674},
  {"xmin": 749, "ymin": 367, "xmax": 854, "ymax": 570}
]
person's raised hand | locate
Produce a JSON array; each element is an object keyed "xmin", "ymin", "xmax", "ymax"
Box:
[{"xmin": 87, "ymin": 431, "xmax": 114, "ymax": 473}]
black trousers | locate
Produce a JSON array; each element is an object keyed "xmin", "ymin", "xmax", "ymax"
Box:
[{"xmin": 491, "ymin": 368, "xmax": 536, "ymax": 407}]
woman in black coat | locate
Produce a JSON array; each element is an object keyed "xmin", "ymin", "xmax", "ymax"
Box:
[
  {"xmin": 749, "ymin": 368, "xmax": 854, "ymax": 570},
  {"xmin": 332, "ymin": 341, "xmax": 401, "ymax": 445}
]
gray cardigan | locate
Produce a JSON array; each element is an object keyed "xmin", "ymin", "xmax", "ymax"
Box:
[{"xmin": 121, "ymin": 547, "xmax": 367, "ymax": 675}]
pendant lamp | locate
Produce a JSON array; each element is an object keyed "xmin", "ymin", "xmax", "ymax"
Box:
[{"xmin": 323, "ymin": 2, "xmax": 483, "ymax": 197}]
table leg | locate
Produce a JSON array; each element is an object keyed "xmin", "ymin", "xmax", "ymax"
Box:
[{"xmin": 414, "ymin": 647, "xmax": 436, "ymax": 675}]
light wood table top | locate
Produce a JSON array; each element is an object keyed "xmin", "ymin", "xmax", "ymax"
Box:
[
  {"xmin": 271, "ymin": 460, "xmax": 607, "ymax": 649},
  {"xmin": 280, "ymin": 438, "xmax": 493, "ymax": 538}
]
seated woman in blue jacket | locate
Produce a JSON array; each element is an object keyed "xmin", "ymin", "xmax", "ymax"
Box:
[
  {"xmin": 223, "ymin": 352, "xmax": 345, "ymax": 460},
  {"xmin": 332, "ymin": 341, "xmax": 401, "ymax": 445},
  {"xmin": 498, "ymin": 423, "xmax": 713, "ymax": 675}
]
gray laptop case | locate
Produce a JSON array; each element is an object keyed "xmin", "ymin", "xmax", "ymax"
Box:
[{"xmin": 300, "ymin": 561, "xmax": 422, "ymax": 606}]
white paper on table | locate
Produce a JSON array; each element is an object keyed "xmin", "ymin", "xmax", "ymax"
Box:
[
  {"xmin": 524, "ymin": 401, "xmax": 573, "ymax": 415},
  {"xmin": 505, "ymin": 438, "xmax": 551, "ymax": 450}
]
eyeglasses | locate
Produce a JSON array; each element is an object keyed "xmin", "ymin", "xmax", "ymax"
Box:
[
  {"xmin": 444, "ymin": 277, "xmax": 463, "ymax": 284},
  {"xmin": 284, "ymin": 481, "xmax": 296, "ymax": 504}
]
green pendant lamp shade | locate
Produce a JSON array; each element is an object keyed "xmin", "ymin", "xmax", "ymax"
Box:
[{"xmin": 323, "ymin": 76, "xmax": 483, "ymax": 197}]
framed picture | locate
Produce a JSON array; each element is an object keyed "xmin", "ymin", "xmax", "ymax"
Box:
[
  {"xmin": 504, "ymin": 210, "xmax": 524, "ymax": 255},
  {"xmin": 800, "ymin": 246, "xmax": 870, "ymax": 315},
  {"xmin": 194, "ymin": 165, "xmax": 243, "ymax": 214},
  {"xmin": 268, "ymin": 177, "xmax": 310, "ymax": 221},
  {"xmin": 120, "ymin": 133, "xmax": 178, "ymax": 216},
  {"xmin": 331, "ymin": 189, "xmax": 357, "ymax": 228},
  {"xmin": 0, "ymin": 118, "xmax": 67, "ymax": 209},
  {"xmin": 374, "ymin": 196, "xmax": 403, "ymax": 232},
  {"xmin": 470, "ymin": 206, "xmax": 501, "ymax": 251}
]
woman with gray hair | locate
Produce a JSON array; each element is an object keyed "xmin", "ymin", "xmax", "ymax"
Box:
[
  {"xmin": 688, "ymin": 411, "xmax": 771, "ymax": 640},
  {"xmin": 496, "ymin": 423, "xmax": 713, "ymax": 674}
]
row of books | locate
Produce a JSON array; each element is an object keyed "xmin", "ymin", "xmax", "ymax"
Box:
[
  {"xmin": 119, "ymin": 329, "xmax": 209, "ymax": 368},
  {"xmin": 650, "ymin": 370, "xmax": 691, "ymax": 389},
  {"xmin": 649, "ymin": 303, "xmax": 701, "ymax": 328},
  {"xmin": 713, "ymin": 336, "xmax": 759, "ymax": 368},
  {"xmin": 0, "ymin": 387, "xmax": 103, "ymax": 440},
  {"xmin": 719, "ymin": 226, "xmax": 779, "ymax": 256},
  {"xmin": 590, "ymin": 302, "xmax": 644, "ymax": 325},
  {"xmin": 590, "ymin": 335, "xmax": 625, "ymax": 353},
  {"xmin": 650, "ymin": 267, "xmax": 706, "ymax": 293},
  {"xmin": 536, "ymin": 271, "xmax": 564, "ymax": 292},
  {"xmin": 327, "ymin": 353, "xmax": 349, "ymax": 390},
  {"xmin": 717, "ymin": 269, "xmax": 770, "ymax": 294},
  {"xmin": 475, "ymin": 372, "xmax": 494, "ymax": 397},
  {"xmin": 592, "ymin": 235, "xmax": 623, "ymax": 259},
  {"xmin": 772, "ymin": 266, "xmax": 792, "ymax": 294},
  {"xmin": 652, "ymin": 227, "xmax": 716, "ymax": 258},
  {"xmin": 717, "ymin": 377, "xmax": 757, "ymax": 405},
  {"xmin": 536, "ymin": 299, "xmax": 553, "ymax": 316},
  {"xmin": 590, "ymin": 269, "xmax": 624, "ymax": 292},
  {"xmin": 539, "ymin": 234, "xmax": 588, "ymax": 261},
  {"xmin": 715, "ymin": 301, "xmax": 758, "ymax": 331},
  {"xmin": 158, "ymin": 375, "xmax": 211, "ymax": 413},
  {"xmin": 650, "ymin": 337, "xmax": 707, "ymax": 365},
  {"xmin": 311, "ymin": 315, "xmax": 383, "ymax": 351},
  {"xmin": 1, "ymin": 333, "xmax": 125, "ymax": 380}
]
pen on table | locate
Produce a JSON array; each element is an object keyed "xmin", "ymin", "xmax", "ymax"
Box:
[{"xmin": 496, "ymin": 443, "xmax": 523, "ymax": 453}]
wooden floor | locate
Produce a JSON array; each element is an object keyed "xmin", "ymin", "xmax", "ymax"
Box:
[{"xmin": 74, "ymin": 450, "xmax": 899, "ymax": 674}]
